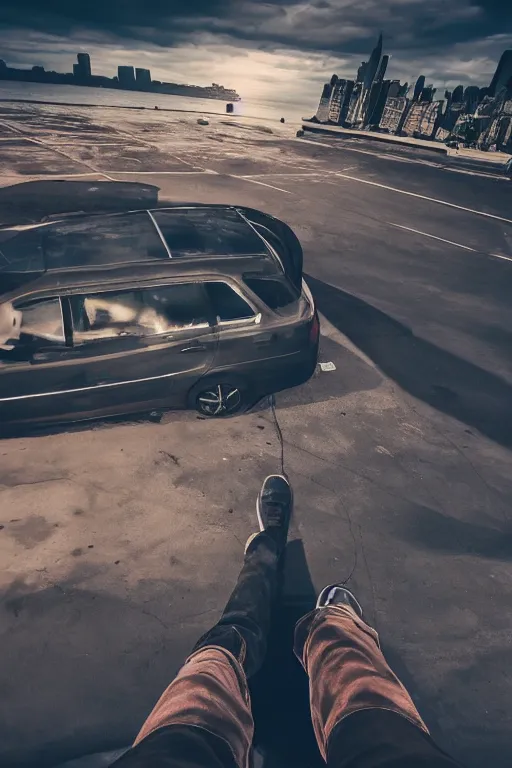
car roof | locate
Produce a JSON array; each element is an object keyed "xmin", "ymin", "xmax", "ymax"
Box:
[
  {"xmin": 0, "ymin": 205, "xmax": 282, "ymax": 298},
  {"xmin": 0, "ymin": 206, "xmax": 285, "ymax": 300}
]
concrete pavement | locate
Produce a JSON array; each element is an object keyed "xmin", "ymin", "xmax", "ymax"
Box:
[{"xmin": 0, "ymin": 101, "xmax": 511, "ymax": 768}]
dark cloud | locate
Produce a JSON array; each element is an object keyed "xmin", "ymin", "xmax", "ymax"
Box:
[
  {"xmin": 0, "ymin": 0, "xmax": 510, "ymax": 55},
  {"xmin": 0, "ymin": 0, "xmax": 510, "ymax": 86}
]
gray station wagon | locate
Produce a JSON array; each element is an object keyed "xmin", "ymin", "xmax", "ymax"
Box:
[{"xmin": 0, "ymin": 204, "xmax": 319, "ymax": 430}]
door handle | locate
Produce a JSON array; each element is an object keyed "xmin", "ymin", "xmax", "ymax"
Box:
[{"xmin": 180, "ymin": 344, "xmax": 207, "ymax": 353}]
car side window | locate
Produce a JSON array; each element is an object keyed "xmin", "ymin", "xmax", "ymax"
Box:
[
  {"xmin": 70, "ymin": 284, "xmax": 210, "ymax": 344},
  {"xmin": 141, "ymin": 284, "xmax": 210, "ymax": 331},
  {"xmin": 244, "ymin": 277, "xmax": 296, "ymax": 310},
  {"xmin": 70, "ymin": 291, "xmax": 147, "ymax": 343},
  {"xmin": 0, "ymin": 297, "xmax": 65, "ymax": 362},
  {"xmin": 206, "ymin": 282, "xmax": 255, "ymax": 323}
]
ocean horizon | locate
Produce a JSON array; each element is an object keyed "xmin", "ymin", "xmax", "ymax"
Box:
[{"xmin": 0, "ymin": 80, "xmax": 317, "ymax": 124}]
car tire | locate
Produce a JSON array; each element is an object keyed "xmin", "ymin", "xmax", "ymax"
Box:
[{"xmin": 192, "ymin": 380, "xmax": 247, "ymax": 418}]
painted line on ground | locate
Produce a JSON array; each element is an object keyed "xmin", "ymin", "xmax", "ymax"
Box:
[
  {"xmin": 387, "ymin": 222, "xmax": 477, "ymax": 251},
  {"xmin": 293, "ymin": 135, "xmax": 439, "ymax": 167},
  {"xmin": 106, "ymin": 170, "xmax": 218, "ymax": 175},
  {"xmin": 490, "ymin": 253, "xmax": 512, "ymax": 263},
  {"xmin": 241, "ymin": 171, "xmax": 322, "ymax": 178},
  {"xmin": 233, "ymin": 176, "xmax": 293, "ymax": 194},
  {"xmin": 294, "ymin": 135, "xmax": 510, "ymax": 186},
  {"xmin": 332, "ymin": 172, "xmax": 512, "ymax": 225}
]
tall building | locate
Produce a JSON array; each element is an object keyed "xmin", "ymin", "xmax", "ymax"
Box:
[
  {"xmin": 451, "ymin": 85, "xmax": 464, "ymax": 103},
  {"xmin": 363, "ymin": 33, "xmax": 383, "ymax": 91},
  {"xmin": 135, "ymin": 68, "xmax": 152, "ymax": 88},
  {"xmin": 76, "ymin": 53, "xmax": 91, "ymax": 79},
  {"xmin": 413, "ymin": 75, "xmax": 425, "ymax": 101},
  {"xmin": 118, "ymin": 66, "xmax": 136, "ymax": 88},
  {"xmin": 356, "ymin": 62, "xmax": 367, "ymax": 83},
  {"xmin": 489, "ymin": 50, "xmax": 512, "ymax": 96},
  {"xmin": 352, "ymin": 33, "xmax": 384, "ymax": 126},
  {"xmin": 328, "ymin": 78, "xmax": 354, "ymax": 124},
  {"xmin": 375, "ymin": 54, "xmax": 389, "ymax": 83},
  {"xmin": 315, "ymin": 82, "xmax": 334, "ymax": 122},
  {"xmin": 379, "ymin": 96, "xmax": 408, "ymax": 132}
]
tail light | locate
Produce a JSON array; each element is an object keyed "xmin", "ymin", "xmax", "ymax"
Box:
[{"xmin": 309, "ymin": 311, "xmax": 320, "ymax": 343}]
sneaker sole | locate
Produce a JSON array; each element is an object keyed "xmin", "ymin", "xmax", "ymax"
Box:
[{"xmin": 256, "ymin": 473, "xmax": 292, "ymax": 532}]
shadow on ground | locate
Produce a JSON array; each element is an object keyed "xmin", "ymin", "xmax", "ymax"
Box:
[
  {"xmin": 250, "ymin": 538, "xmax": 322, "ymax": 768},
  {"xmin": 306, "ymin": 274, "xmax": 512, "ymax": 449}
]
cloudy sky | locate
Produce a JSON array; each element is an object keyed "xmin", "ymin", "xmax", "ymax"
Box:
[{"xmin": 0, "ymin": 1, "xmax": 511, "ymax": 108}]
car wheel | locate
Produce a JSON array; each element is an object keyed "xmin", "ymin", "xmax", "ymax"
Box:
[{"xmin": 195, "ymin": 382, "xmax": 244, "ymax": 417}]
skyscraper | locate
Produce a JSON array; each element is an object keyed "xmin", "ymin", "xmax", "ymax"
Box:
[
  {"xmin": 118, "ymin": 66, "xmax": 136, "ymax": 88},
  {"xmin": 315, "ymin": 82, "xmax": 334, "ymax": 122},
  {"xmin": 356, "ymin": 62, "xmax": 367, "ymax": 83},
  {"xmin": 135, "ymin": 68, "xmax": 152, "ymax": 88},
  {"xmin": 375, "ymin": 54, "xmax": 389, "ymax": 83},
  {"xmin": 351, "ymin": 33, "xmax": 384, "ymax": 126},
  {"xmin": 413, "ymin": 75, "xmax": 425, "ymax": 101},
  {"xmin": 76, "ymin": 53, "xmax": 91, "ymax": 78},
  {"xmin": 363, "ymin": 33, "xmax": 383, "ymax": 91},
  {"xmin": 489, "ymin": 50, "xmax": 512, "ymax": 96}
]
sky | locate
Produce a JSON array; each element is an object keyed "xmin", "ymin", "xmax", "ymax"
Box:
[{"xmin": 0, "ymin": 1, "xmax": 511, "ymax": 109}]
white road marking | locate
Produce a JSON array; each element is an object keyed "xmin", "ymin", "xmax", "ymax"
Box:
[
  {"xmin": 241, "ymin": 171, "xmax": 321, "ymax": 178},
  {"xmin": 332, "ymin": 172, "xmax": 512, "ymax": 225},
  {"xmin": 387, "ymin": 222, "xmax": 477, "ymax": 251},
  {"xmin": 106, "ymin": 170, "xmax": 218, "ymax": 175},
  {"xmin": 294, "ymin": 135, "xmax": 510, "ymax": 185},
  {"xmin": 491, "ymin": 253, "xmax": 512, "ymax": 263},
  {"xmin": 234, "ymin": 176, "xmax": 293, "ymax": 194}
]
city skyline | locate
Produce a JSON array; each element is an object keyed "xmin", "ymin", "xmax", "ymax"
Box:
[
  {"xmin": 312, "ymin": 36, "xmax": 512, "ymax": 152},
  {"xmin": 0, "ymin": 1, "xmax": 510, "ymax": 105},
  {"xmin": 0, "ymin": 52, "xmax": 240, "ymax": 100}
]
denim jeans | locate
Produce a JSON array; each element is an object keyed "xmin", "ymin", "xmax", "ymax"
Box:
[{"xmin": 115, "ymin": 533, "xmax": 462, "ymax": 768}]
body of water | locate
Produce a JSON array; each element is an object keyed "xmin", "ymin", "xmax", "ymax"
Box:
[{"xmin": 0, "ymin": 81, "xmax": 316, "ymax": 124}]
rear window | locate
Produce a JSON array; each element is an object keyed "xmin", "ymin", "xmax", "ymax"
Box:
[
  {"xmin": 152, "ymin": 209, "xmax": 268, "ymax": 257},
  {"xmin": 244, "ymin": 277, "xmax": 297, "ymax": 310}
]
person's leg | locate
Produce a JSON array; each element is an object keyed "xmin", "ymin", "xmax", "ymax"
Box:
[
  {"xmin": 294, "ymin": 585, "xmax": 462, "ymax": 768},
  {"xmin": 113, "ymin": 475, "xmax": 292, "ymax": 768}
]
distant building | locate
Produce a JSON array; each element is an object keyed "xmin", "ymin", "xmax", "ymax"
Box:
[
  {"xmin": 489, "ymin": 50, "xmax": 512, "ymax": 96},
  {"xmin": 379, "ymin": 96, "xmax": 408, "ymax": 132},
  {"xmin": 412, "ymin": 75, "xmax": 425, "ymax": 101},
  {"xmin": 402, "ymin": 101, "xmax": 442, "ymax": 138},
  {"xmin": 451, "ymin": 85, "xmax": 464, "ymax": 103},
  {"xmin": 135, "ymin": 68, "xmax": 152, "ymax": 88},
  {"xmin": 76, "ymin": 53, "xmax": 91, "ymax": 79},
  {"xmin": 346, "ymin": 83, "xmax": 363, "ymax": 125},
  {"xmin": 315, "ymin": 82, "xmax": 334, "ymax": 122},
  {"xmin": 328, "ymin": 78, "xmax": 354, "ymax": 124},
  {"xmin": 375, "ymin": 55, "xmax": 389, "ymax": 83},
  {"xmin": 356, "ymin": 62, "xmax": 367, "ymax": 83},
  {"xmin": 118, "ymin": 66, "xmax": 136, "ymax": 88}
]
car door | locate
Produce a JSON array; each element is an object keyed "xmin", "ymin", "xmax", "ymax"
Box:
[
  {"xmin": 205, "ymin": 280, "xmax": 279, "ymax": 377},
  {"xmin": 0, "ymin": 296, "xmax": 89, "ymax": 427},
  {"xmin": 64, "ymin": 281, "xmax": 218, "ymax": 416}
]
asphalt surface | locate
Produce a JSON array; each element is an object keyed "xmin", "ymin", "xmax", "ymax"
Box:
[{"xmin": 0, "ymin": 102, "xmax": 511, "ymax": 768}]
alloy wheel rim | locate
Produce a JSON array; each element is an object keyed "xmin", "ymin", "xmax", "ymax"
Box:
[{"xmin": 197, "ymin": 384, "xmax": 241, "ymax": 416}]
